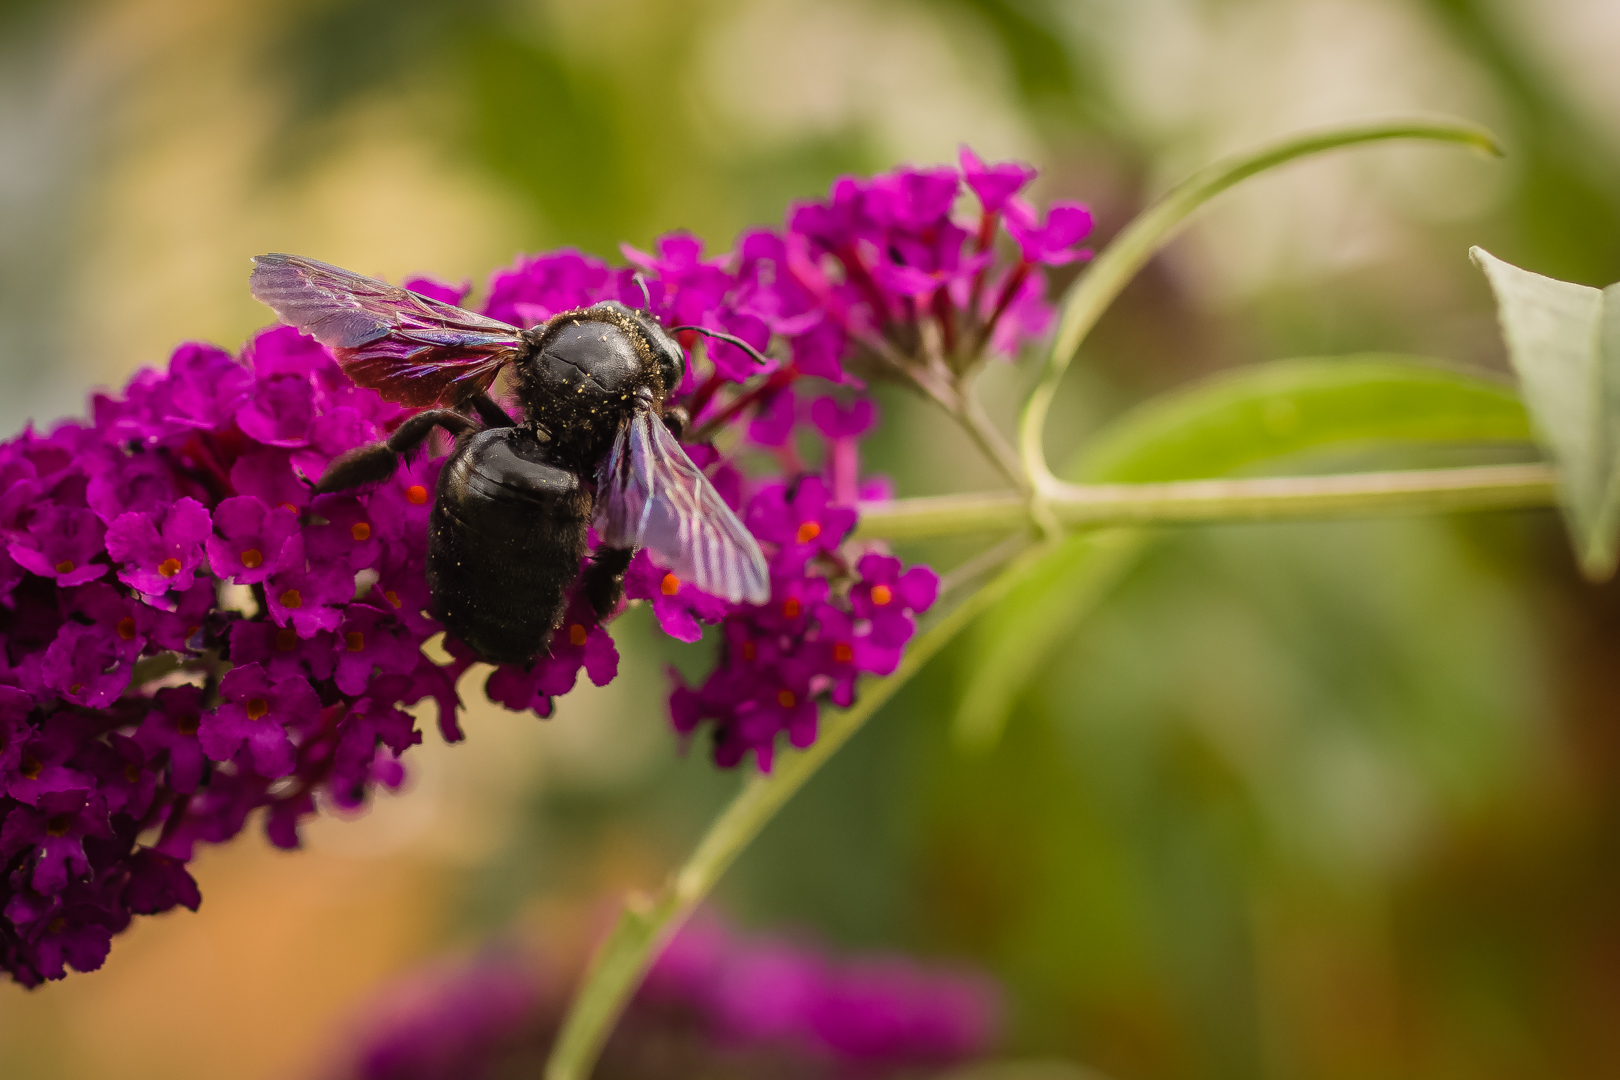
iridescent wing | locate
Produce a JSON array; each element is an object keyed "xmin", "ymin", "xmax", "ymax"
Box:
[
  {"xmin": 250, "ymin": 253, "xmax": 523, "ymax": 408},
  {"xmin": 595, "ymin": 412, "xmax": 770, "ymax": 605}
]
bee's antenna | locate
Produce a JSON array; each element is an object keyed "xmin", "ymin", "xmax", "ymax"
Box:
[
  {"xmin": 631, "ymin": 272, "xmax": 653, "ymax": 313},
  {"xmin": 667, "ymin": 324, "xmax": 772, "ymax": 366}
]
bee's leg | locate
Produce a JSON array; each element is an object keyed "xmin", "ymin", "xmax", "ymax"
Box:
[
  {"xmin": 661, "ymin": 405, "xmax": 690, "ymax": 440},
  {"xmin": 583, "ymin": 545, "xmax": 634, "ymax": 619},
  {"xmin": 315, "ymin": 410, "xmax": 477, "ymax": 493},
  {"xmin": 466, "ymin": 391, "xmax": 517, "ymax": 429}
]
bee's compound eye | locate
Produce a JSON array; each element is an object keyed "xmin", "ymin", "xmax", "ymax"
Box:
[
  {"xmin": 651, "ymin": 339, "xmax": 684, "ymax": 395},
  {"xmin": 620, "ymin": 307, "xmax": 685, "ymax": 393}
]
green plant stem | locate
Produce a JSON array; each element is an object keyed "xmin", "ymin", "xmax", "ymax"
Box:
[
  {"xmin": 855, "ymin": 327, "xmax": 1031, "ymax": 494},
  {"xmin": 1016, "ymin": 117, "xmax": 1504, "ymax": 490},
  {"xmin": 851, "ymin": 462, "xmax": 1557, "ymax": 540},
  {"xmin": 541, "ymin": 554, "xmax": 1039, "ymax": 1080},
  {"xmin": 954, "ymin": 390, "xmax": 1031, "ymax": 497}
]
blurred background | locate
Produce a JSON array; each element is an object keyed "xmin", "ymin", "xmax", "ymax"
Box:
[{"xmin": 3, "ymin": 0, "xmax": 1620, "ymax": 1077}]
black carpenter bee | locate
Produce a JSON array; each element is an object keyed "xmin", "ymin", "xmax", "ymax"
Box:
[{"xmin": 248, "ymin": 253, "xmax": 769, "ymax": 666}]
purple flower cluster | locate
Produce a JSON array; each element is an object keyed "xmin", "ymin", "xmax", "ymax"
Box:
[
  {"xmin": 0, "ymin": 328, "xmax": 495, "ymax": 986},
  {"xmin": 0, "ymin": 149, "xmax": 1086, "ymax": 983},
  {"xmin": 641, "ymin": 911, "xmax": 1002, "ymax": 1071},
  {"xmin": 659, "ymin": 463, "xmax": 939, "ymax": 770},
  {"xmin": 327, "ymin": 951, "xmax": 543, "ymax": 1080},
  {"xmin": 786, "ymin": 145, "xmax": 1091, "ymax": 362},
  {"xmin": 323, "ymin": 911, "xmax": 999, "ymax": 1080}
]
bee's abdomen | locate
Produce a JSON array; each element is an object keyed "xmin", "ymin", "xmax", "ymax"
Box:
[{"xmin": 426, "ymin": 429, "xmax": 591, "ymax": 667}]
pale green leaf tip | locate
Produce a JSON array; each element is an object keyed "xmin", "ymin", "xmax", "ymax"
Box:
[
  {"xmin": 1471, "ymin": 243, "xmax": 1618, "ymax": 581},
  {"xmin": 1466, "ymin": 128, "xmax": 1506, "ymax": 158},
  {"xmin": 1406, "ymin": 119, "xmax": 1502, "ymax": 158}
]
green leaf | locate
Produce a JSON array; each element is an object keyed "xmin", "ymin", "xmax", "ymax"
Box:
[
  {"xmin": 954, "ymin": 355, "xmax": 1536, "ymax": 753},
  {"xmin": 1472, "ymin": 246, "xmax": 1620, "ymax": 579},
  {"xmin": 1070, "ymin": 354, "xmax": 1532, "ymax": 483}
]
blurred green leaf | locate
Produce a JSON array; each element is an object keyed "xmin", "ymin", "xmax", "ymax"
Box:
[
  {"xmin": 1070, "ymin": 354, "xmax": 1531, "ymax": 483},
  {"xmin": 944, "ymin": 0, "xmax": 1108, "ymax": 130},
  {"xmin": 1472, "ymin": 247, "xmax": 1620, "ymax": 579},
  {"xmin": 455, "ymin": 24, "xmax": 634, "ymax": 253},
  {"xmin": 955, "ymin": 355, "xmax": 1536, "ymax": 752},
  {"xmin": 953, "ymin": 528, "xmax": 1141, "ymax": 754}
]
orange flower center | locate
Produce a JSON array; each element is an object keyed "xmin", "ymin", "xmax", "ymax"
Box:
[
  {"xmin": 157, "ymin": 557, "xmax": 182, "ymax": 578},
  {"xmin": 834, "ymin": 642, "xmax": 854, "ymax": 663},
  {"xmin": 384, "ymin": 590, "xmax": 401, "ymax": 608},
  {"xmin": 116, "ymin": 617, "xmax": 137, "ymax": 641},
  {"xmin": 568, "ymin": 623, "xmax": 588, "ymax": 646},
  {"xmin": 351, "ymin": 522, "xmax": 371, "ymax": 541},
  {"xmin": 176, "ymin": 715, "xmax": 200, "ymax": 735},
  {"xmin": 275, "ymin": 627, "xmax": 299, "ymax": 651},
  {"xmin": 54, "ymin": 559, "xmax": 74, "ymax": 574},
  {"xmin": 782, "ymin": 597, "xmax": 802, "ymax": 619},
  {"xmin": 124, "ymin": 763, "xmax": 142, "ymax": 782},
  {"xmin": 870, "ymin": 584, "xmax": 893, "ymax": 606},
  {"xmin": 45, "ymin": 814, "xmax": 72, "ymax": 837},
  {"xmin": 239, "ymin": 548, "xmax": 263, "ymax": 569},
  {"xmin": 48, "ymin": 917, "xmax": 66, "ymax": 935},
  {"xmin": 279, "ymin": 589, "xmax": 302, "ymax": 609},
  {"xmin": 406, "ymin": 485, "xmax": 428, "ymax": 505},
  {"xmin": 280, "ymin": 502, "xmax": 298, "ymax": 513},
  {"xmin": 741, "ymin": 641, "xmax": 756, "ymax": 661},
  {"xmin": 796, "ymin": 520, "xmax": 821, "ymax": 543},
  {"xmin": 345, "ymin": 631, "xmax": 365, "ymax": 652},
  {"xmin": 20, "ymin": 755, "xmax": 42, "ymax": 780},
  {"xmin": 245, "ymin": 697, "xmax": 270, "ymax": 720},
  {"xmin": 777, "ymin": 689, "xmax": 797, "ymax": 708},
  {"xmin": 660, "ymin": 572, "xmax": 680, "ymax": 596}
]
